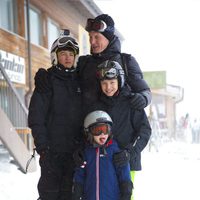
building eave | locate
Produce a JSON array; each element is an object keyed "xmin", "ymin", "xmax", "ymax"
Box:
[{"xmin": 69, "ymin": 0, "xmax": 124, "ymax": 41}]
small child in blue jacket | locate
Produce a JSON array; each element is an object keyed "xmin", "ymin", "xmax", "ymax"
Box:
[{"xmin": 72, "ymin": 110, "xmax": 133, "ymax": 200}]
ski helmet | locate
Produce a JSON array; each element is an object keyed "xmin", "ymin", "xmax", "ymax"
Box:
[
  {"xmin": 50, "ymin": 29, "xmax": 79, "ymax": 66},
  {"xmin": 96, "ymin": 60, "xmax": 125, "ymax": 88},
  {"xmin": 84, "ymin": 110, "xmax": 113, "ymax": 144}
]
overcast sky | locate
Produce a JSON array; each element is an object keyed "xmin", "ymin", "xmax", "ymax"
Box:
[{"xmin": 94, "ymin": 0, "xmax": 200, "ymax": 119}]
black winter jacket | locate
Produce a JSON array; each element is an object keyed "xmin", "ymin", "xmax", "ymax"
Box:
[
  {"xmin": 28, "ymin": 65, "xmax": 83, "ymax": 153},
  {"xmin": 87, "ymin": 86, "xmax": 151, "ymax": 171},
  {"xmin": 76, "ymin": 36, "xmax": 151, "ymax": 108}
]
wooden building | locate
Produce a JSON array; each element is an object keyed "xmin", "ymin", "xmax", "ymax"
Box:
[{"xmin": 0, "ymin": 0, "xmax": 106, "ymax": 104}]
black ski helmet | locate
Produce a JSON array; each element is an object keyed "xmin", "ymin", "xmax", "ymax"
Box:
[{"xmin": 96, "ymin": 60, "xmax": 125, "ymax": 88}]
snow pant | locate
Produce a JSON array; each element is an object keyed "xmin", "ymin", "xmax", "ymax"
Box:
[
  {"xmin": 130, "ymin": 170, "xmax": 136, "ymax": 200},
  {"xmin": 38, "ymin": 152, "xmax": 74, "ymax": 200}
]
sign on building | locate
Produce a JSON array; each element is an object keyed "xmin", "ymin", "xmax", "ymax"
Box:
[{"xmin": 0, "ymin": 50, "xmax": 25, "ymax": 84}]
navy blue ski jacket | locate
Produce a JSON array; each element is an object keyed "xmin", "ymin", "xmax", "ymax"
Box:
[{"xmin": 73, "ymin": 139, "xmax": 132, "ymax": 200}]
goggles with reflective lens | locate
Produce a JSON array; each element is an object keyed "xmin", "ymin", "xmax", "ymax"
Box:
[
  {"xmin": 97, "ymin": 67, "xmax": 118, "ymax": 80},
  {"xmin": 57, "ymin": 36, "xmax": 79, "ymax": 50},
  {"xmin": 85, "ymin": 19, "xmax": 107, "ymax": 32},
  {"xmin": 50, "ymin": 36, "xmax": 79, "ymax": 55},
  {"xmin": 89, "ymin": 123, "xmax": 111, "ymax": 136}
]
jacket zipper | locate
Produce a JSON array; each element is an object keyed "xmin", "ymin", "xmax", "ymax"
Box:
[{"xmin": 96, "ymin": 147, "xmax": 100, "ymax": 200}]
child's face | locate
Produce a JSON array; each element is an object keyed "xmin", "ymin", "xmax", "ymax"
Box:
[
  {"xmin": 100, "ymin": 79, "xmax": 118, "ymax": 96},
  {"xmin": 57, "ymin": 50, "xmax": 75, "ymax": 68},
  {"xmin": 93, "ymin": 134, "xmax": 109, "ymax": 145},
  {"xmin": 90, "ymin": 123, "xmax": 111, "ymax": 145}
]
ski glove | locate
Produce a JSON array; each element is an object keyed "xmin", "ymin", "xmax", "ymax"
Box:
[
  {"xmin": 36, "ymin": 144, "xmax": 50, "ymax": 155},
  {"xmin": 39, "ymin": 148, "xmax": 60, "ymax": 177},
  {"xmin": 130, "ymin": 93, "xmax": 147, "ymax": 110},
  {"xmin": 39, "ymin": 148, "xmax": 52, "ymax": 172},
  {"xmin": 120, "ymin": 181, "xmax": 133, "ymax": 200},
  {"xmin": 39, "ymin": 148, "xmax": 50, "ymax": 162},
  {"xmin": 73, "ymin": 147, "xmax": 85, "ymax": 167},
  {"xmin": 113, "ymin": 149, "xmax": 130, "ymax": 168},
  {"xmin": 72, "ymin": 182, "xmax": 84, "ymax": 200},
  {"xmin": 34, "ymin": 68, "xmax": 51, "ymax": 93}
]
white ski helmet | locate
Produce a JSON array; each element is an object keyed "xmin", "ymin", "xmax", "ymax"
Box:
[
  {"xmin": 84, "ymin": 110, "xmax": 113, "ymax": 144},
  {"xmin": 84, "ymin": 110, "xmax": 113, "ymax": 130},
  {"xmin": 50, "ymin": 29, "xmax": 79, "ymax": 66}
]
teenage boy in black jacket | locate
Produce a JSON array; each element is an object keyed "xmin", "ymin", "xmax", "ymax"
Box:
[{"xmin": 28, "ymin": 30, "xmax": 82, "ymax": 200}]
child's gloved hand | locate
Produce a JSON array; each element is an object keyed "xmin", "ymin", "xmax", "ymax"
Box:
[
  {"xmin": 73, "ymin": 147, "xmax": 85, "ymax": 167},
  {"xmin": 113, "ymin": 149, "xmax": 130, "ymax": 167},
  {"xmin": 120, "ymin": 181, "xmax": 133, "ymax": 200}
]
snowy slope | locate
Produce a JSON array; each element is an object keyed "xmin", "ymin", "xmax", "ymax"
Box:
[{"xmin": 1, "ymin": 141, "xmax": 200, "ymax": 200}]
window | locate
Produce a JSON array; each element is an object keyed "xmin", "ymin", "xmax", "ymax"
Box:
[
  {"xmin": 0, "ymin": 0, "xmax": 17, "ymax": 33},
  {"xmin": 29, "ymin": 8, "xmax": 41, "ymax": 45},
  {"xmin": 25, "ymin": 5, "xmax": 42, "ymax": 46},
  {"xmin": 47, "ymin": 19, "xmax": 60, "ymax": 50}
]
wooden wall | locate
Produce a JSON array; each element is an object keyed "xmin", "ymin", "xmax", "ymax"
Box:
[
  {"xmin": 0, "ymin": 29, "xmax": 50, "ymax": 89},
  {"xmin": 0, "ymin": 0, "xmax": 89, "ymax": 91},
  {"xmin": 30, "ymin": 0, "xmax": 88, "ymax": 39}
]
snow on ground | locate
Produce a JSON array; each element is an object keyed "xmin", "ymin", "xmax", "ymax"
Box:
[
  {"xmin": 0, "ymin": 141, "xmax": 200, "ymax": 200},
  {"xmin": 0, "ymin": 144, "xmax": 39, "ymax": 200},
  {"xmin": 134, "ymin": 141, "xmax": 200, "ymax": 200}
]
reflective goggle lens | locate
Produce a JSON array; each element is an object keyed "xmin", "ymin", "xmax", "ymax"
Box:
[
  {"xmin": 90, "ymin": 124, "xmax": 111, "ymax": 136},
  {"xmin": 57, "ymin": 37, "xmax": 78, "ymax": 48},
  {"xmin": 97, "ymin": 68, "xmax": 118, "ymax": 80},
  {"xmin": 85, "ymin": 19, "xmax": 107, "ymax": 32},
  {"xmin": 54, "ymin": 36, "xmax": 79, "ymax": 54}
]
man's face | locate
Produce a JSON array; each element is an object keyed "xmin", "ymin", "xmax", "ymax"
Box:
[
  {"xmin": 100, "ymin": 79, "xmax": 118, "ymax": 97},
  {"xmin": 57, "ymin": 50, "xmax": 75, "ymax": 68},
  {"xmin": 89, "ymin": 31, "xmax": 109, "ymax": 54}
]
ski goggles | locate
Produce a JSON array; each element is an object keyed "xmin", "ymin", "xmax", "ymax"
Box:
[
  {"xmin": 57, "ymin": 36, "xmax": 79, "ymax": 50},
  {"xmin": 90, "ymin": 123, "xmax": 111, "ymax": 136},
  {"xmin": 97, "ymin": 67, "xmax": 118, "ymax": 80},
  {"xmin": 85, "ymin": 19, "xmax": 107, "ymax": 32}
]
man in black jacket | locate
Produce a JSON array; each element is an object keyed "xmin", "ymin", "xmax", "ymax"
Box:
[
  {"xmin": 28, "ymin": 30, "xmax": 82, "ymax": 200},
  {"xmin": 77, "ymin": 14, "xmax": 151, "ymax": 111}
]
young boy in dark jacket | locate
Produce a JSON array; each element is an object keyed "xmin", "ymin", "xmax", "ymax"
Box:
[
  {"xmin": 86, "ymin": 60, "xmax": 152, "ymax": 198},
  {"xmin": 72, "ymin": 110, "xmax": 133, "ymax": 200}
]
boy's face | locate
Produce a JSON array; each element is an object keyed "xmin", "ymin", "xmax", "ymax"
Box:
[
  {"xmin": 100, "ymin": 79, "xmax": 118, "ymax": 96},
  {"xmin": 57, "ymin": 50, "xmax": 75, "ymax": 68}
]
